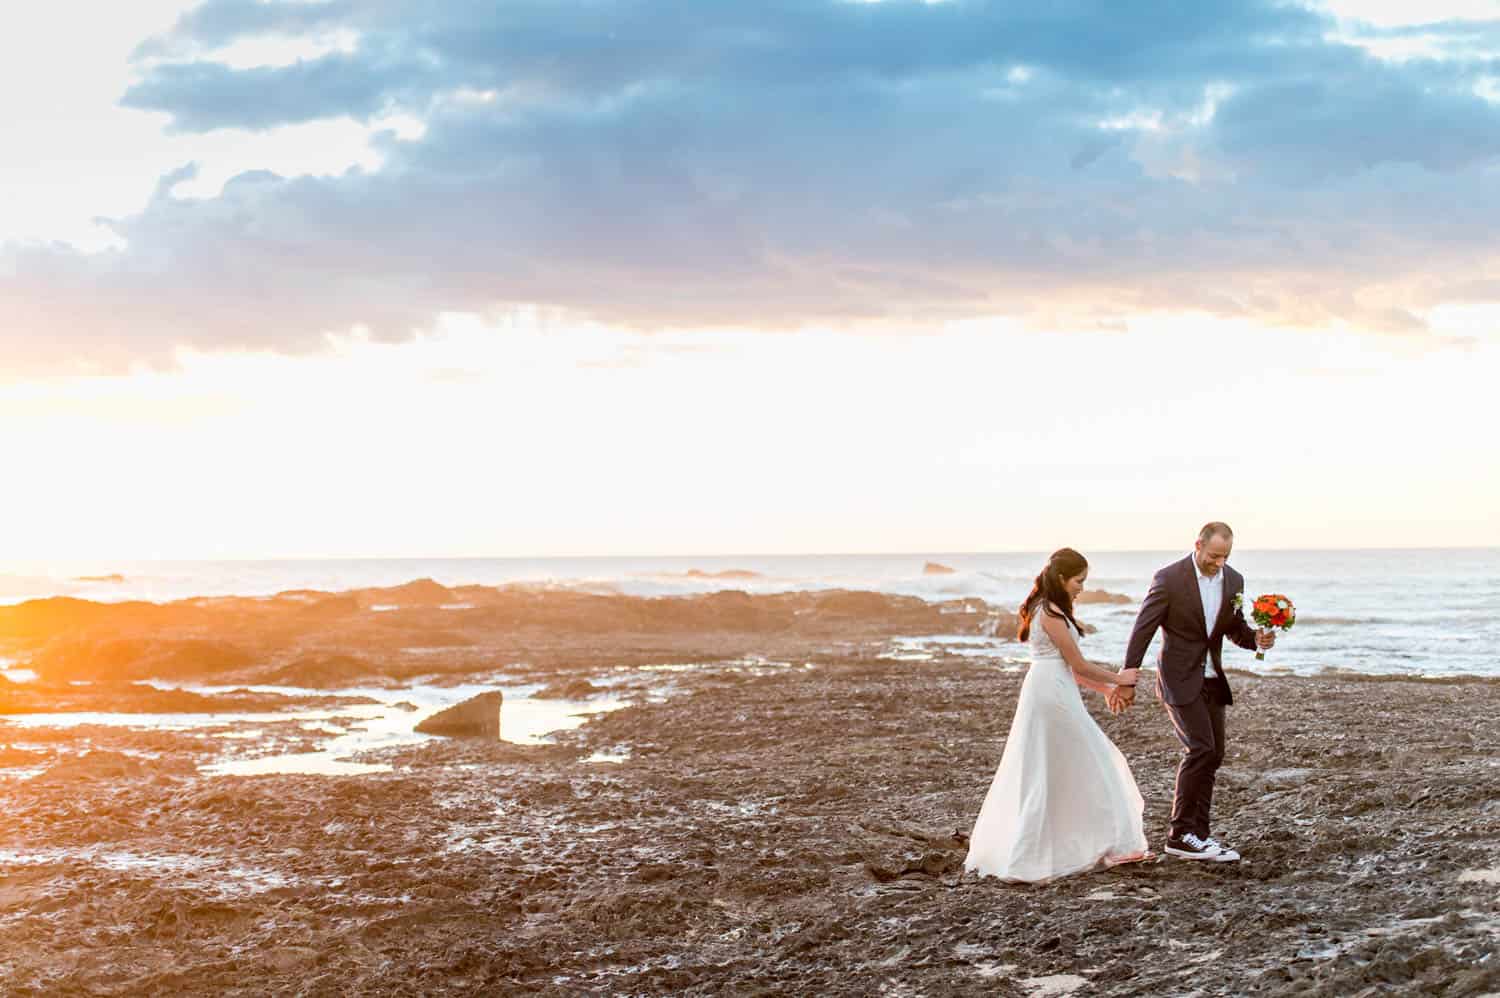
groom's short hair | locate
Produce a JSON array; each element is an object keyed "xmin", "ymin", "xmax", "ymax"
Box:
[{"xmin": 1198, "ymin": 521, "xmax": 1234, "ymax": 544}]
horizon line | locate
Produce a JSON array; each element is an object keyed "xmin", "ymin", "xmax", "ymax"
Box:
[{"xmin": 6, "ymin": 544, "xmax": 1498, "ymax": 565}]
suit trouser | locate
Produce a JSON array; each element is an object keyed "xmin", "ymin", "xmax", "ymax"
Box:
[{"xmin": 1165, "ymin": 675, "xmax": 1229, "ymax": 840}]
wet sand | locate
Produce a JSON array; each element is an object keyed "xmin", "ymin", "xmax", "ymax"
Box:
[{"xmin": 0, "ymin": 588, "xmax": 1497, "ymax": 995}]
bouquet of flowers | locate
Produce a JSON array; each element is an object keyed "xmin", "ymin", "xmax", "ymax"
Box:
[{"xmin": 1244, "ymin": 593, "xmax": 1296, "ymax": 661}]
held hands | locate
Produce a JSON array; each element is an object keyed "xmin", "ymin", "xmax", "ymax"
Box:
[{"xmin": 1106, "ymin": 668, "xmax": 1140, "ymax": 714}]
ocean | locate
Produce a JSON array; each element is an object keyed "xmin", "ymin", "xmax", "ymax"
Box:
[{"xmin": 2, "ymin": 549, "xmax": 1496, "ymax": 678}]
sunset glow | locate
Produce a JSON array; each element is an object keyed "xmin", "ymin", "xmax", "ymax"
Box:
[
  {"xmin": 3, "ymin": 0, "xmax": 1498, "ymax": 558},
  {"xmin": 2, "ymin": 6, "xmax": 1498, "ymax": 994}
]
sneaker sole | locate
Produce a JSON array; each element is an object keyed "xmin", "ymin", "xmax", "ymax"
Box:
[{"xmin": 1164, "ymin": 846, "xmax": 1234, "ymax": 862}]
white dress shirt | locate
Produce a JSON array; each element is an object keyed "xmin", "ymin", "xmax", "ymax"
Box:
[{"xmin": 1191, "ymin": 552, "xmax": 1223, "ymax": 677}]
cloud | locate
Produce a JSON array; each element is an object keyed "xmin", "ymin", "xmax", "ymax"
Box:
[
  {"xmin": 5, "ymin": 0, "xmax": 1500, "ymax": 372},
  {"xmin": 123, "ymin": 56, "xmax": 417, "ymax": 132}
]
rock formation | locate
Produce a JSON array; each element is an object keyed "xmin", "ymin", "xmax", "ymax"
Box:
[
  {"xmin": 1077, "ymin": 590, "xmax": 1133, "ymax": 605},
  {"xmin": 415, "ymin": 691, "xmax": 503, "ymax": 738},
  {"xmin": 534, "ymin": 679, "xmax": 603, "ymax": 700}
]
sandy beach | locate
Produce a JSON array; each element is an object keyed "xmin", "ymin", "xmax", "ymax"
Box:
[{"xmin": 1, "ymin": 584, "xmax": 1497, "ymax": 995}]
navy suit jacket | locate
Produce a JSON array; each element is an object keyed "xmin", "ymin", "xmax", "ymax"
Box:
[{"xmin": 1123, "ymin": 556, "xmax": 1259, "ymax": 707}]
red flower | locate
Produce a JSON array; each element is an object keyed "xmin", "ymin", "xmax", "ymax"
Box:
[{"xmin": 1248, "ymin": 593, "xmax": 1297, "ymax": 634}]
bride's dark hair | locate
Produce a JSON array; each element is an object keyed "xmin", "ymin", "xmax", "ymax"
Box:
[{"xmin": 1017, "ymin": 548, "xmax": 1088, "ymax": 641}]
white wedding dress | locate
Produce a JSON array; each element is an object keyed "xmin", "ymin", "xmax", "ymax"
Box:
[{"xmin": 965, "ymin": 611, "xmax": 1148, "ymax": 882}]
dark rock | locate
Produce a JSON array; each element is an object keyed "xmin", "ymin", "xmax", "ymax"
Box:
[
  {"xmin": 274, "ymin": 589, "xmax": 334, "ymax": 601},
  {"xmin": 811, "ymin": 590, "xmax": 903, "ymax": 618},
  {"xmin": 923, "ymin": 562, "xmax": 957, "ymax": 575},
  {"xmin": 283, "ymin": 593, "xmax": 361, "ymax": 620},
  {"xmin": 0, "ymin": 745, "xmax": 48, "ymax": 767},
  {"xmin": 31, "ymin": 750, "xmax": 148, "ymax": 784},
  {"xmin": 263, "ymin": 653, "xmax": 376, "ymax": 688},
  {"xmin": 0, "ymin": 596, "xmax": 209, "ymax": 643},
  {"xmin": 0, "ymin": 682, "xmax": 379, "ymax": 717},
  {"xmin": 30, "ymin": 637, "xmax": 254, "ymax": 682},
  {"xmin": 1078, "ymin": 590, "xmax": 1133, "ymax": 605},
  {"xmin": 415, "ymin": 691, "xmax": 503, "ymax": 738},
  {"xmin": 534, "ymin": 679, "xmax": 602, "ymax": 700},
  {"xmin": 859, "ymin": 820, "xmax": 968, "ymax": 881},
  {"xmin": 360, "ymin": 578, "xmax": 455, "ymax": 608}
]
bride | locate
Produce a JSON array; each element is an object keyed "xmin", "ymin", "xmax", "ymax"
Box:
[{"xmin": 966, "ymin": 548, "xmax": 1150, "ymax": 882}]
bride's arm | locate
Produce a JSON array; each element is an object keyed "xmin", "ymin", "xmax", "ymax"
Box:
[{"xmin": 1039, "ymin": 611, "xmax": 1139, "ymax": 695}]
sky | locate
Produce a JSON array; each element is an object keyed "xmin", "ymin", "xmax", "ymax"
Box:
[{"xmin": 2, "ymin": 0, "xmax": 1498, "ymax": 560}]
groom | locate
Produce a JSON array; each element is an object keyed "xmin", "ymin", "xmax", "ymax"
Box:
[{"xmin": 1115, "ymin": 522, "xmax": 1273, "ymax": 862}]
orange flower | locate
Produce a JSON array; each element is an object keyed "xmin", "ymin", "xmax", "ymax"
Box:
[{"xmin": 1248, "ymin": 593, "xmax": 1297, "ymax": 634}]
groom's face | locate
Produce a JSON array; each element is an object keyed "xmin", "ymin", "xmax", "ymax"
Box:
[{"xmin": 1195, "ymin": 535, "xmax": 1233, "ymax": 576}]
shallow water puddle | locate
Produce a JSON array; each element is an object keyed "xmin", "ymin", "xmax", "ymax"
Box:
[
  {"xmin": 4, "ymin": 679, "xmax": 627, "ymax": 777},
  {"xmin": 882, "ymin": 635, "xmax": 1018, "ymax": 664},
  {"xmin": 207, "ymin": 753, "xmax": 395, "ymax": 777},
  {"xmin": 975, "ymin": 962, "xmax": 1019, "ymax": 979},
  {"xmin": 1363, "ymin": 915, "xmax": 1450, "ymax": 936},
  {"xmin": 0, "ymin": 846, "xmax": 292, "ymax": 895},
  {"xmin": 1020, "ymin": 974, "xmax": 1090, "ymax": 997},
  {"xmin": 500, "ymin": 690, "xmax": 626, "ymax": 745},
  {"xmin": 1, "ymin": 702, "xmax": 386, "ymax": 731},
  {"xmin": 953, "ymin": 943, "xmax": 1018, "ymax": 980},
  {"xmin": 206, "ymin": 682, "xmax": 627, "ymax": 775}
]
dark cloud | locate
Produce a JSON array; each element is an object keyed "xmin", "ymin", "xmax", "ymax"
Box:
[
  {"xmin": 5, "ymin": 0, "xmax": 1500, "ymax": 372},
  {"xmin": 127, "ymin": 0, "xmax": 1333, "ymax": 125},
  {"xmin": 123, "ymin": 56, "xmax": 427, "ymax": 132},
  {"xmin": 1213, "ymin": 67, "xmax": 1500, "ymax": 181},
  {"xmin": 131, "ymin": 0, "xmax": 354, "ymax": 61}
]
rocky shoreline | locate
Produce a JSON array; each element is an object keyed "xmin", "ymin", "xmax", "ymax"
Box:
[
  {"xmin": 0, "ymin": 581, "xmax": 1006, "ymax": 690},
  {"xmin": 0, "ymin": 586, "xmax": 1496, "ymax": 995}
]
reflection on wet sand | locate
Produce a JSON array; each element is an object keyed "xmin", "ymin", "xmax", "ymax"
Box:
[
  {"xmin": 2, "ymin": 680, "xmax": 628, "ymax": 778},
  {"xmin": 203, "ymin": 684, "xmax": 626, "ymax": 776}
]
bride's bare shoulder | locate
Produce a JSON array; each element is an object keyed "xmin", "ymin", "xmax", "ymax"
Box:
[
  {"xmin": 1037, "ymin": 603, "xmax": 1065, "ymax": 627},
  {"xmin": 1038, "ymin": 603, "xmax": 1077, "ymax": 636}
]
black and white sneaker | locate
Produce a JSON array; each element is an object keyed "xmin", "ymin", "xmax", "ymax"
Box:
[
  {"xmin": 1203, "ymin": 837, "xmax": 1240, "ymax": 862},
  {"xmin": 1165, "ymin": 833, "xmax": 1233, "ymax": 862}
]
